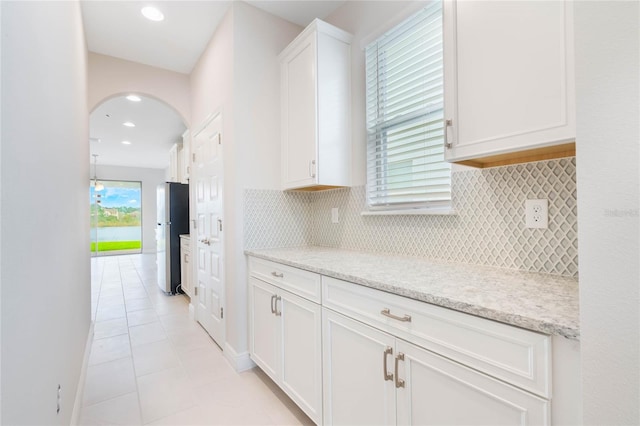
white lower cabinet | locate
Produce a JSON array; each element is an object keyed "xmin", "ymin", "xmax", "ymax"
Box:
[
  {"xmin": 248, "ymin": 257, "xmax": 570, "ymax": 425},
  {"xmin": 323, "ymin": 309, "xmax": 549, "ymax": 426},
  {"xmin": 250, "ymin": 278, "xmax": 280, "ymax": 379},
  {"xmin": 249, "ymin": 276, "xmax": 323, "ymax": 424},
  {"xmin": 322, "ymin": 309, "xmax": 396, "ymax": 425},
  {"xmin": 179, "ymin": 236, "xmax": 191, "ymax": 297},
  {"xmin": 395, "ymin": 339, "xmax": 548, "ymax": 425}
]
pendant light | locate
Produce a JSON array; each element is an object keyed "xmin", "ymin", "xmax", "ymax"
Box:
[{"xmin": 92, "ymin": 154, "xmax": 104, "ymax": 191}]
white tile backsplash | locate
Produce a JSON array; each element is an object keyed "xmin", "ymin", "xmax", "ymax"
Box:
[{"xmin": 244, "ymin": 157, "xmax": 578, "ymax": 276}]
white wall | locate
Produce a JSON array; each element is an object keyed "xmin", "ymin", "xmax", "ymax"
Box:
[
  {"xmin": 1, "ymin": 1, "xmax": 90, "ymax": 424},
  {"xmin": 190, "ymin": 3, "xmax": 300, "ymax": 362},
  {"xmin": 575, "ymin": 2, "xmax": 640, "ymax": 424},
  {"xmin": 96, "ymin": 165, "xmax": 167, "ymax": 254},
  {"xmin": 190, "ymin": 4, "xmax": 236, "ymax": 354},
  {"xmin": 88, "ymin": 52, "xmax": 191, "ymax": 126},
  {"xmin": 0, "ymin": 3, "xmax": 3, "ymax": 419},
  {"xmin": 234, "ymin": 2, "xmax": 301, "ymax": 191},
  {"xmin": 190, "ymin": 8, "xmax": 234, "ymax": 135},
  {"xmin": 326, "ymin": 1, "xmax": 425, "ymax": 186},
  {"xmin": 231, "ymin": 2, "xmax": 301, "ymax": 358}
]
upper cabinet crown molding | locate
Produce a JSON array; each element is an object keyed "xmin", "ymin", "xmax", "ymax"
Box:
[
  {"xmin": 280, "ymin": 19, "xmax": 353, "ymax": 191},
  {"xmin": 443, "ymin": 0, "xmax": 576, "ymax": 168}
]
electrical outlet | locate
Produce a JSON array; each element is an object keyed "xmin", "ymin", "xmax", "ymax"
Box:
[
  {"xmin": 525, "ymin": 199, "xmax": 548, "ymax": 229},
  {"xmin": 331, "ymin": 207, "xmax": 339, "ymax": 224}
]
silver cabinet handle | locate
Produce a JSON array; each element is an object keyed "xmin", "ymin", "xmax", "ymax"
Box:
[
  {"xmin": 274, "ymin": 296, "xmax": 282, "ymax": 316},
  {"xmin": 383, "ymin": 346, "xmax": 394, "ymax": 381},
  {"xmin": 270, "ymin": 294, "xmax": 276, "ymax": 314},
  {"xmin": 309, "ymin": 160, "xmax": 316, "ymax": 178},
  {"xmin": 444, "ymin": 119, "xmax": 453, "ymax": 149},
  {"xmin": 271, "ymin": 271, "xmax": 284, "ymax": 278},
  {"xmin": 381, "ymin": 308, "xmax": 412, "ymax": 323},
  {"xmin": 199, "ymin": 238, "xmax": 210, "ymax": 246},
  {"xmin": 395, "ymin": 353, "xmax": 405, "ymax": 388}
]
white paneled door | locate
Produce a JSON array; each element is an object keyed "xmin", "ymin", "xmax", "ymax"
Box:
[{"xmin": 193, "ymin": 113, "xmax": 225, "ymax": 347}]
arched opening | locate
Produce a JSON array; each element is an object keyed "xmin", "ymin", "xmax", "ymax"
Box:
[{"xmin": 89, "ymin": 93, "xmax": 186, "ymax": 258}]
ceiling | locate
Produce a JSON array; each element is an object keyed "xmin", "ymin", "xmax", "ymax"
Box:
[
  {"xmin": 90, "ymin": 95, "xmax": 186, "ymax": 169},
  {"xmin": 83, "ymin": 0, "xmax": 346, "ymax": 169}
]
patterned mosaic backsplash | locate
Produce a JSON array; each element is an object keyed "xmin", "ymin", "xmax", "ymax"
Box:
[
  {"xmin": 244, "ymin": 189, "xmax": 313, "ymax": 249},
  {"xmin": 245, "ymin": 158, "xmax": 578, "ymax": 277}
]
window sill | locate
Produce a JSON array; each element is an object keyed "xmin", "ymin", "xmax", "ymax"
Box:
[{"xmin": 361, "ymin": 207, "xmax": 456, "ymax": 216}]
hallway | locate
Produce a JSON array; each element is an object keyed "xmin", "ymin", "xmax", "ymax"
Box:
[{"xmin": 82, "ymin": 254, "xmax": 312, "ymax": 425}]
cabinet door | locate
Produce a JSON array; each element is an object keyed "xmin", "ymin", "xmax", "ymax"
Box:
[
  {"xmin": 395, "ymin": 340, "xmax": 549, "ymax": 426},
  {"xmin": 444, "ymin": 0, "xmax": 575, "ymax": 162},
  {"xmin": 169, "ymin": 145, "xmax": 178, "ymax": 182},
  {"xmin": 249, "ymin": 278, "xmax": 279, "ymax": 381},
  {"xmin": 279, "ymin": 290, "xmax": 322, "ymax": 424},
  {"xmin": 323, "ymin": 309, "xmax": 396, "ymax": 425},
  {"xmin": 180, "ymin": 245, "xmax": 190, "ymax": 297},
  {"xmin": 182, "ymin": 130, "xmax": 190, "ymax": 183},
  {"xmin": 281, "ymin": 31, "xmax": 318, "ymax": 190}
]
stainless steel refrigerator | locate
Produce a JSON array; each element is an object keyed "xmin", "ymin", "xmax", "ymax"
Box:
[{"xmin": 156, "ymin": 182, "xmax": 190, "ymax": 294}]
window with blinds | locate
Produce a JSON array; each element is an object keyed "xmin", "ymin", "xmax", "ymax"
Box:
[{"xmin": 365, "ymin": 2, "xmax": 451, "ymax": 211}]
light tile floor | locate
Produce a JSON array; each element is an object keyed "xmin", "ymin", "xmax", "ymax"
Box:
[{"xmin": 82, "ymin": 254, "xmax": 313, "ymax": 425}]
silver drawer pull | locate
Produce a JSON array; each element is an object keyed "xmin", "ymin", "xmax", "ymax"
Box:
[
  {"xmin": 309, "ymin": 160, "xmax": 316, "ymax": 178},
  {"xmin": 271, "ymin": 272, "xmax": 284, "ymax": 278},
  {"xmin": 275, "ymin": 296, "xmax": 282, "ymax": 316},
  {"xmin": 444, "ymin": 119, "xmax": 453, "ymax": 149},
  {"xmin": 381, "ymin": 308, "xmax": 411, "ymax": 323},
  {"xmin": 395, "ymin": 353, "xmax": 405, "ymax": 388},
  {"xmin": 383, "ymin": 346, "xmax": 394, "ymax": 381}
]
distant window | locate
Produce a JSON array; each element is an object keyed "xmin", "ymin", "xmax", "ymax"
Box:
[
  {"xmin": 90, "ymin": 180, "xmax": 142, "ymax": 254},
  {"xmin": 365, "ymin": 3, "xmax": 451, "ymax": 212}
]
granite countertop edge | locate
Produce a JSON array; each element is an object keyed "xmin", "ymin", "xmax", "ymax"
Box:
[{"xmin": 245, "ymin": 248, "xmax": 580, "ymax": 341}]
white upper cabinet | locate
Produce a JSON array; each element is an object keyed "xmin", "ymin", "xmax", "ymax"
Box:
[
  {"xmin": 280, "ymin": 19, "xmax": 352, "ymax": 191},
  {"xmin": 181, "ymin": 129, "xmax": 191, "ymax": 184},
  {"xmin": 443, "ymin": 0, "xmax": 576, "ymax": 167},
  {"xmin": 168, "ymin": 143, "xmax": 182, "ymax": 183}
]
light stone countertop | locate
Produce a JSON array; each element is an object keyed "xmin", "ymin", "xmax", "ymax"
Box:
[
  {"xmin": 179, "ymin": 234, "xmax": 190, "ymax": 240},
  {"xmin": 245, "ymin": 246, "xmax": 580, "ymax": 340}
]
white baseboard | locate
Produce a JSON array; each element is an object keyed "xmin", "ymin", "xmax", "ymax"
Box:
[
  {"xmin": 70, "ymin": 321, "xmax": 94, "ymax": 425},
  {"xmin": 224, "ymin": 342, "xmax": 256, "ymax": 372}
]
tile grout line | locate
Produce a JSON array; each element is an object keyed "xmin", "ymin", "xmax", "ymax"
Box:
[
  {"xmin": 130, "ymin": 255, "xmax": 194, "ymax": 425},
  {"xmin": 82, "ymin": 257, "xmax": 136, "ymax": 420},
  {"xmin": 119, "ymin": 256, "xmax": 145, "ymax": 426}
]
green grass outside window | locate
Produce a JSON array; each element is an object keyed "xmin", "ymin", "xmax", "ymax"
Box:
[{"xmin": 90, "ymin": 241, "xmax": 142, "ymax": 252}]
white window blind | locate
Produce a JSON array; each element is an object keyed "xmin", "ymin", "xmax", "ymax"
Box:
[{"xmin": 365, "ymin": 2, "xmax": 451, "ymax": 211}]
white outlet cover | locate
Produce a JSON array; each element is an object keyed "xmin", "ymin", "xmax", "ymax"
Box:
[
  {"xmin": 525, "ymin": 199, "xmax": 548, "ymax": 229},
  {"xmin": 331, "ymin": 207, "xmax": 339, "ymax": 224}
]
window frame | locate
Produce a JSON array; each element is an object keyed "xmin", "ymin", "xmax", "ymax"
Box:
[{"xmin": 364, "ymin": 3, "xmax": 452, "ymax": 214}]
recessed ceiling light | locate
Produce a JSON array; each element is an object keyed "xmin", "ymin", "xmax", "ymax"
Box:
[
  {"xmin": 123, "ymin": 121, "xmax": 135, "ymax": 127},
  {"xmin": 141, "ymin": 6, "xmax": 164, "ymax": 22},
  {"xmin": 126, "ymin": 94, "xmax": 141, "ymax": 102},
  {"xmin": 121, "ymin": 141, "xmax": 132, "ymax": 145}
]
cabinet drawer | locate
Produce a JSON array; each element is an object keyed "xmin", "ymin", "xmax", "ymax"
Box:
[
  {"xmin": 249, "ymin": 257, "xmax": 321, "ymax": 303},
  {"xmin": 322, "ymin": 276, "xmax": 551, "ymax": 398}
]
